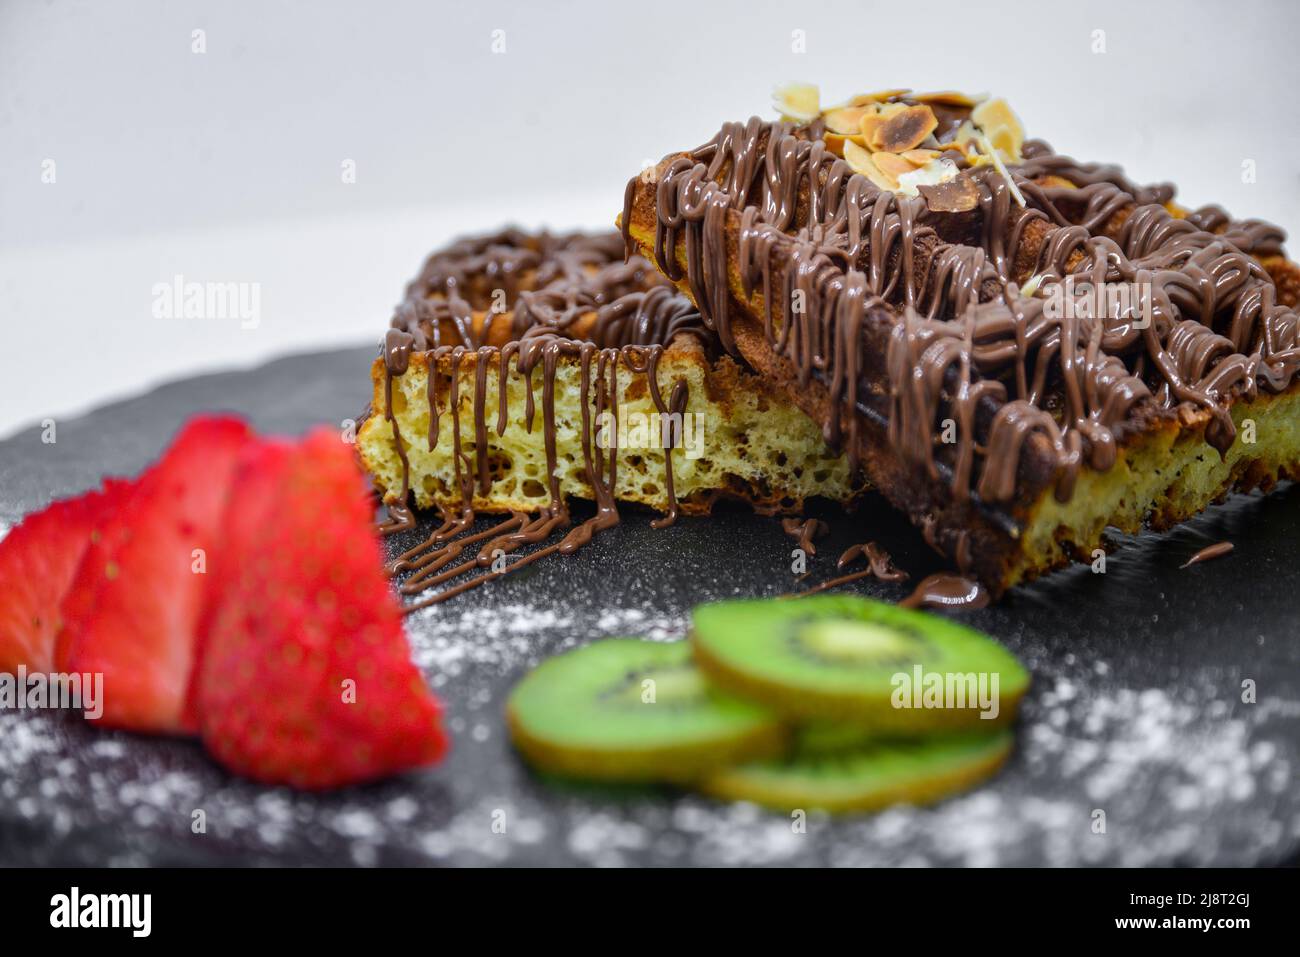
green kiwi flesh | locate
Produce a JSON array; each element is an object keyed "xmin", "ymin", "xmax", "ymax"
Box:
[
  {"xmin": 506, "ymin": 637, "xmax": 786, "ymax": 781},
  {"xmin": 691, "ymin": 594, "xmax": 1029, "ymax": 732},
  {"xmin": 698, "ymin": 730, "xmax": 1014, "ymax": 813}
]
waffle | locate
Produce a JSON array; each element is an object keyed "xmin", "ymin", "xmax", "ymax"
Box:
[
  {"xmin": 620, "ymin": 88, "xmax": 1300, "ymax": 595},
  {"xmin": 357, "ymin": 229, "xmax": 864, "ymax": 523}
]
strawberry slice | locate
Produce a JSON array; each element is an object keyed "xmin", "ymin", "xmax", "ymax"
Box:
[
  {"xmin": 58, "ymin": 415, "xmax": 254, "ymax": 733},
  {"xmin": 0, "ymin": 479, "xmax": 128, "ymax": 675},
  {"xmin": 190, "ymin": 427, "xmax": 447, "ymax": 789},
  {"xmin": 49, "ymin": 478, "xmax": 136, "ymax": 672}
]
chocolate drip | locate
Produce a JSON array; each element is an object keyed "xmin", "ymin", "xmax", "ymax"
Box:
[
  {"xmin": 836, "ymin": 541, "xmax": 908, "ymax": 582},
  {"xmin": 782, "ymin": 517, "xmax": 829, "ymax": 554},
  {"xmin": 900, "ymin": 573, "xmax": 990, "ymax": 610},
  {"xmin": 378, "ymin": 231, "xmax": 707, "ymax": 606},
  {"xmin": 791, "ymin": 541, "xmax": 907, "ymax": 597},
  {"xmin": 1180, "ymin": 540, "xmax": 1234, "ymax": 568},
  {"xmin": 629, "ymin": 101, "xmax": 1300, "ymax": 543},
  {"xmin": 378, "ymin": 500, "xmax": 416, "ymax": 535},
  {"xmin": 791, "ymin": 568, "xmax": 877, "ymax": 597}
]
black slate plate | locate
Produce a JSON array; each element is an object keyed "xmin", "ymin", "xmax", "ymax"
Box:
[{"xmin": 1, "ymin": 346, "xmax": 1296, "ymax": 866}]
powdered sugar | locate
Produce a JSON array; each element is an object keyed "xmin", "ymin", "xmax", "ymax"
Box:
[
  {"xmin": 2, "ymin": 599, "xmax": 1294, "ymax": 865},
  {"xmin": 1, "ymin": 506, "xmax": 1297, "ymax": 865}
]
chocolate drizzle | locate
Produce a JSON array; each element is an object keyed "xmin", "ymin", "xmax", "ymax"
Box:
[
  {"xmin": 791, "ymin": 540, "xmax": 907, "ymax": 597},
  {"xmin": 836, "ymin": 541, "xmax": 908, "ymax": 581},
  {"xmin": 781, "ymin": 517, "xmax": 829, "ymax": 554},
  {"xmin": 1180, "ymin": 539, "xmax": 1234, "ymax": 568},
  {"xmin": 900, "ymin": 573, "xmax": 990, "ymax": 610},
  {"xmin": 626, "ymin": 102, "xmax": 1300, "ymax": 525},
  {"xmin": 378, "ymin": 230, "xmax": 713, "ymax": 606}
]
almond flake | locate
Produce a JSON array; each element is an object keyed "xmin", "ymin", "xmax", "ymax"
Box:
[
  {"xmin": 843, "ymin": 140, "xmax": 899, "ymax": 191},
  {"xmin": 971, "ymin": 97, "xmax": 1025, "ymax": 162},
  {"xmin": 773, "ymin": 83, "xmax": 821, "ymax": 122},
  {"xmin": 872, "ymin": 151, "xmax": 915, "ymax": 179},
  {"xmin": 822, "ymin": 132, "xmax": 862, "ymax": 158},
  {"xmin": 901, "ymin": 149, "xmax": 940, "ymax": 167},
  {"xmin": 870, "ymin": 105, "xmax": 939, "ymax": 153},
  {"xmin": 824, "ymin": 106, "xmax": 872, "ymax": 135},
  {"xmin": 859, "ymin": 110, "xmax": 887, "ymax": 144},
  {"xmin": 976, "ymin": 133, "xmax": 1025, "ymax": 207}
]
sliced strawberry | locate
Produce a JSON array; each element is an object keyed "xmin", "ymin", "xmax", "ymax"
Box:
[
  {"xmin": 183, "ymin": 436, "xmax": 296, "ymax": 730},
  {"xmin": 59, "ymin": 415, "xmax": 254, "ymax": 733},
  {"xmin": 50, "ymin": 478, "xmax": 136, "ymax": 672},
  {"xmin": 0, "ymin": 479, "xmax": 129, "ymax": 675},
  {"xmin": 191, "ymin": 427, "xmax": 447, "ymax": 789}
]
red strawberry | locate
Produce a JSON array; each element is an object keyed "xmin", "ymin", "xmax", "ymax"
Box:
[
  {"xmin": 0, "ymin": 479, "xmax": 129, "ymax": 675},
  {"xmin": 59, "ymin": 415, "xmax": 254, "ymax": 733},
  {"xmin": 190, "ymin": 427, "xmax": 446, "ymax": 789},
  {"xmin": 50, "ymin": 478, "xmax": 136, "ymax": 671}
]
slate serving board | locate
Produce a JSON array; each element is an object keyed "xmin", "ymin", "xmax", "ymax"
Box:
[{"xmin": 0, "ymin": 345, "xmax": 1296, "ymax": 866}]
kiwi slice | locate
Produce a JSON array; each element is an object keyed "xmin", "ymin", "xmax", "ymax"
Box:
[
  {"xmin": 796, "ymin": 722, "xmax": 878, "ymax": 754},
  {"xmin": 506, "ymin": 637, "xmax": 786, "ymax": 782},
  {"xmin": 691, "ymin": 594, "xmax": 1029, "ymax": 733},
  {"xmin": 698, "ymin": 730, "xmax": 1013, "ymax": 814}
]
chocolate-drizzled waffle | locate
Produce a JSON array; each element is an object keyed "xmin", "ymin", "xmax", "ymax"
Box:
[
  {"xmin": 621, "ymin": 87, "xmax": 1300, "ymax": 595},
  {"xmin": 357, "ymin": 229, "xmax": 864, "ymax": 604}
]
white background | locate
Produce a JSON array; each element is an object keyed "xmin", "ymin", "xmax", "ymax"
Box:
[{"xmin": 3, "ymin": 0, "xmax": 1298, "ymax": 437}]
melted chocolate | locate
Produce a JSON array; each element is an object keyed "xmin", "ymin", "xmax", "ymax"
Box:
[
  {"xmin": 837, "ymin": 541, "xmax": 908, "ymax": 582},
  {"xmin": 1180, "ymin": 540, "xmax": 1234, "ymax": 568},
  {"xmin": 626, "ymin": 100, "xmax": 1300, "ymax": 523},
  {"xmin": 900, "ymin": 573, "xmax": 990, "ymax": 610},
  {"xmin": 790, "ymin": 540, "xmax": 908, "ymax": 597},
  {"xmin": 782, "ymin": 517, "xmax": 829, "ymax": 554},
  {"xmin": 791, "ymin": 567, "xmax": 879, "ymax": 597},
  {"xmin": 378, "ymin": 230, "xmax": 714, "ymax": 606}
]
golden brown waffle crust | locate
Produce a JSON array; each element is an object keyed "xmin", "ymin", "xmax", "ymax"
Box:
[
  {"xmin": 359, "ymin": 335, "xmax": 865, "ymax": 518},
  {"xmin": 623, "ymin": 174, "xmax": 1300, "ymax": 594}
]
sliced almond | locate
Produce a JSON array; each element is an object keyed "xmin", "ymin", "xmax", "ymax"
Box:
[
  {"xmin": 872, "ymin": 151, "xmax": 915, "ymax": 180},
  {"xmin": 900, "ymin": 148, "xmax": 940, "ymax": 167},
  {"xmin": 987, "ymin": 126, "xmax": 1023, "ymax": 163},
  {"xmin": 870, "ymin": 104, "xmax": 939, "ymax": 153},
  {"xmin": 971, "ymin": 97, "xmax": 1019, "ymax": 134},
  {"xmin": 843, "ymin": 140, "xmax": 898, "ymax": 191},
  {"xmin": 773, "ymin": 83, "xmax": 820, "ymax": 122},
  {"xmin": 847, "ymin": 89, "xmax": 910, "ymax": 106},
  {"xmin": 842, "ymin": 139, "xmax": 875, "ymax": 174},
  {"xmin": 918, "ymin": 173, "xmax": 980, "ymax": 212},
  {"xmin": 971, "ymin": 97, "xmax": 1025, "ymax": 162},
  {"xmin": 975, "ymin": 132, "xmax": 1025, "ymax": 207},
  {"xmin": 822, "ymin": 132, "xmax": 864, "ymax": 157},
  {"xmin": 823, "ymin": 105, "xmax": 872, "ymax": 135},
  {"xmin": 859, "ymin": 110, "xmax": 887, "ymax": 144}
]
